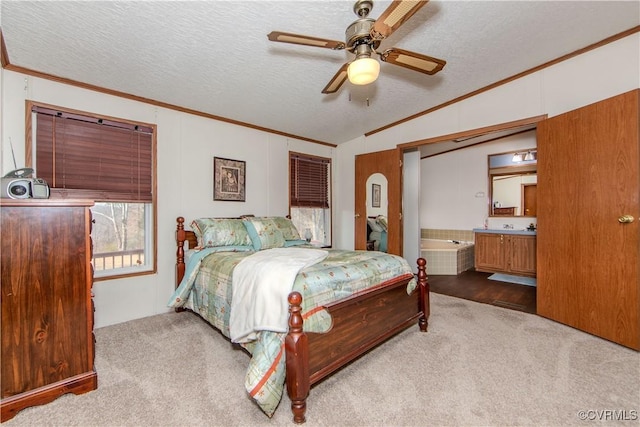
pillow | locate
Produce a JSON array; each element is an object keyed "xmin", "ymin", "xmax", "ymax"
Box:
[
  {"xmin": 190, "ymin": 218, "xmax": 252, "ymax": 248},
  {"xmin": 367, "ymin": 217, "xmax": 384, "ymax": 233},
  {"xmin": 243, "ymin": 217, "xmax": 286, "ymax": 250},
  {"xmin": 376, "ymin": 215, "xmax": 388, "ymax": 232},
  {"xmin": 269, "ymin": 216, "xmax": 301, "ymax": 241}
]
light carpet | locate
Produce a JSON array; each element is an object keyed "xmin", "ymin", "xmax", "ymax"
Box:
[
  {"xmin": 4, "ymin": 293, "xmax": 638, "ymax": 427},
  {"xmin": 488, "ymin": 273, "xmax": 537, "ymax": 287}
]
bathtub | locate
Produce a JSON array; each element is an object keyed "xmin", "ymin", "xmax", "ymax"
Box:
[{"xmin": 420, "ymin": 238, "xmax": 475, "ymax": 275}]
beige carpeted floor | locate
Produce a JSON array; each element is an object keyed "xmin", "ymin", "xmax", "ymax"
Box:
[{"xmin": 5, "ymin": 293, "xmax": 639, "ymax": 427}]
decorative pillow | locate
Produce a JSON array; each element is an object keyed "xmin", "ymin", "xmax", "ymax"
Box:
[
  {"xmin": 376, "ymin": 215, "xmax": 388, "ymax": 232},
  {"xmin": 243, "ymin": 218, "xmax": 286, "ymax": 250},
  {"xmin": 190, "ymin": 218, "xmax": 252, "ymax": 248},
  {"xmin": 269, "ymin": 216, "xmax": 301, "ymax": 241},
  {"xmin": 367, "ymin": 217, "xmax": 384, "ymax": 233}
]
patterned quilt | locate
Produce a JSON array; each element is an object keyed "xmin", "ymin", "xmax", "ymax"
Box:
[{"xmin": 168, "ymin": 247, "xmax": 416, "ymax": 416}]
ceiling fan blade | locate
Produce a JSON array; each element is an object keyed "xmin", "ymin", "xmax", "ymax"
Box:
[
  {"xmin": 267, "ymin": 31, "xmax": 346, "ymax": 50},
  {"xmin": 322, "ymin": 63, "xmax": 350, "ymax": 94},
  {"xmin": 379, "ymin": 47, "xmax": 445, "ymax": 75},
  {"xmin": 370, "ymin": 0, "xmax": 429, "ymax": 40}
]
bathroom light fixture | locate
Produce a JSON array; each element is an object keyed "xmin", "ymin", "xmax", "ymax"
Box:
[
  {"xmin": 524, "ymin": 151, "xmax": 536, "ymax": 161},
  {"xmin": 512, "ymin": 152, "xmax": 523, "ymax": 162},
  {"xmin": 347, "ymin": 44, "xmax": 380, "ymax": 85}
]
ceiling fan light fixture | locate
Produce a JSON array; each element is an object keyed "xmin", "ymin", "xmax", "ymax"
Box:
[
  {"xmin": 347, "ymin": 57, "xmax": 380, "ymax": 85},
  {"xmin": 268, "ymin": 0, "xmax": 444, "ymax": 94}
]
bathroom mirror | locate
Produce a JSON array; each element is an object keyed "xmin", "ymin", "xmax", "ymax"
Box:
[
  {"xmin": 365, "ymin": 173, "xmax": 388, "ymax": 251},
  {"xmin": 489, "ymin": 149, "xmax": 537, "ymax": 217}
]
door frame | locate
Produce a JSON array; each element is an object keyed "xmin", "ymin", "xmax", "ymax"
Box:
[{"xmin": 355, "ymin": 148, "xmax": 403, "ymax": 255}]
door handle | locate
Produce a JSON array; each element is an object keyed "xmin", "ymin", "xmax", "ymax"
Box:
[
  {"xmin": 354, "ymin": 213, "xmax": 360, "ymax": 218},
  {"xmin": 618, "ymin": 214, "xmax": 634, "ymax": 223}
]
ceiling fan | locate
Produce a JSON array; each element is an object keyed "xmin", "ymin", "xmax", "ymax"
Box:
[{"xmin": 267, "ymin": 0, "xmax": 446, "ymax": 94}]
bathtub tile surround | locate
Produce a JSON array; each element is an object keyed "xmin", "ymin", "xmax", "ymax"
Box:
[
  {"xmin": 421, "ymin": 237, "xmax": 475, "ymax": 275},
  {"xmin": 421, "ymin": 229, "xmax": 474, "ymax": 242},
  {"xmin": 456, "ymin": 245, "xmax": 475, "ymax": 275},
  {"xmin": 423, "ymin": 249, "xmax": 456, "ymax": 275},
  {"xmin": 420, "ymin": 240, "xmax": 475, "ymax": 275}
]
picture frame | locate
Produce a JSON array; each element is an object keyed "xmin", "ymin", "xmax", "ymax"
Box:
[
  {"xmin": 214, "ymin": 157, "xmax": 245, "ymax": 201},
  {"xmin": 372, "ymin": 183, "xmax": 381, "ymax": 208}
]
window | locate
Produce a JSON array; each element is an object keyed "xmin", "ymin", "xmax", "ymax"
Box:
[
  {"xmin": 90, "ymin": 202, "xmax": 151, "ymax": 274},
  {"xmin": 289, "ymin": 152, "xmax": 331, "ymax": 246},
  {"xmin": 28, "ymin": 102, "xmax": 156, "ymax": 279}
]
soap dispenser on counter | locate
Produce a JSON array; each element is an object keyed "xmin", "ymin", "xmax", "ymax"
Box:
[{"xmin": 527, "ymin": 223, "xmax": 536, "ymax": 231}]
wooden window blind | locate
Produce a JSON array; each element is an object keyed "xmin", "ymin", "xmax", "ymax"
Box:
[
  {"xmin": 34, "ymin": 106, "xmax": 153, "ymax": 202},
  {"xmin": 289, "ymin": 152, "xmax": 330, "ymax": 208}
]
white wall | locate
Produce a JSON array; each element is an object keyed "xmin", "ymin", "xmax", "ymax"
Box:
[
  {"xmin": 402, "ymin": 150, "xmax": 421, "ymax": 271},
  {"xmin": 421, "ymin": 131, "xmax": 537, "ymax": 232},
  {"xmin": 335, "ymin": 33, "xmax": 639, "ymax": 246},
  {"xmin": 2, "ymin": 33, "xmax": 637, "ymax": 327},
  {"xmin": 0, "ymin": 70, "xmax": 334, "ymax": 328}
]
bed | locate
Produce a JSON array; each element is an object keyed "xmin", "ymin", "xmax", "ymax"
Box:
[{"xmin": 170, "ymin": 216, "xmax": 429, "ymax": 424}]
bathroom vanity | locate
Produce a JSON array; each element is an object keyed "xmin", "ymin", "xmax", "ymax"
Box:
[{"xmin": 473, "ymin": 229, "xmax": 536, "ymax": 277}]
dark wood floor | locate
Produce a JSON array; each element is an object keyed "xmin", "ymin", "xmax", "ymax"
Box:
[{"xmin": 428, "ymin": 269, "xmax": 536, "ymax": 314}]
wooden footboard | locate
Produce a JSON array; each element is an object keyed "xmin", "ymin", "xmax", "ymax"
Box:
[{"xmin": 285, "ymin": 258, "xmax": 429, "ymax": 424}]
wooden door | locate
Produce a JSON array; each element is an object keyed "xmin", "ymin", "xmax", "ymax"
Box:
[
  {"xmin": 522, "ymin": 184, "xmax": 537, "ymax": 216},
  {"xmin": 537, "ymin": 89, "xmax": 639, "ymax": 350},
  {"xmin": 355, "ymin": 149, "xmax": 402, "ymax": 255}
]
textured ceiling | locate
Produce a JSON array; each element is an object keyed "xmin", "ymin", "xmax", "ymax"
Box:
[{"xmin": 1, "ymin": 1, "xmax": 638, "ymax": 145}]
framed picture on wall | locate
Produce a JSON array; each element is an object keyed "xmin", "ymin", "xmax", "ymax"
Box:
[
  {"xmin": 372, "ymin": 183, "xmax": 381, "ymax": 208},
  {"xmin": 214, "ymin": 157, "xmax": 245, "ymax": 201}
]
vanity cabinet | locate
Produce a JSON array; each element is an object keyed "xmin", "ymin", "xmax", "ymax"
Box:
[
  {"xmin": 508, "ymin": 235, "xmax": 537, "ymax": 276},
  {"xmin": 1, "ymin": 200, "xmax": 97, "ymax": 421},
  {"xmin": 474, "ymin": 232, "xmax": 536, "ymax": 277},
  {"xmin": 474, "ymin": 233, "xmax": 506, "ymax": 272}
]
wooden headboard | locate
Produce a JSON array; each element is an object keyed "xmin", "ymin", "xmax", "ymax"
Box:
[
  {"xmin": 175, "ymin": 215, "xmax": 255, "ymax": 287},
  {"xmin": 176, "ymin": 216, "xmax": 198, "ymax": 250},
  {"xmin": 176, "ymin": 214, "xmax": 255, "ymax": 250},
  {"xmin": 176, "ymin": 217, "xmax": 197, "ymax": 289}
]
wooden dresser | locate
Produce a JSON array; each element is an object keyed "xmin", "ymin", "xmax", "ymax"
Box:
[{"xmin": 1, "ymin": 199, "xmax": 97, "ymax": 421}]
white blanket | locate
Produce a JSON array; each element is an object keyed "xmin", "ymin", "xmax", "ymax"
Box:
[{"xmin": 229, "ymin": 247, "xmax": 328, "ymax": 343}]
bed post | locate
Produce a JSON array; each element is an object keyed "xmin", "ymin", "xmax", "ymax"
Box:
[
  {"xmin": 175, "ymin": 217, "xmax": 187, "ymax": 312},
  {"xmin": 285, "ymin": 291, "xmax": 309, "ymax": 424},
  {"xmin": 417, "ymin": 257, "xmax": 430, "ymax": 332},
  {"xmin": 176, "ymin": 217, "xmax": 187, "ymax": 284}
]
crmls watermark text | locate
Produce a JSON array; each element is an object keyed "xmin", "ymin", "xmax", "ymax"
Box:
[{"xmin": 577, "ymin": 410, "xmax": 638, "ymax": 421}]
